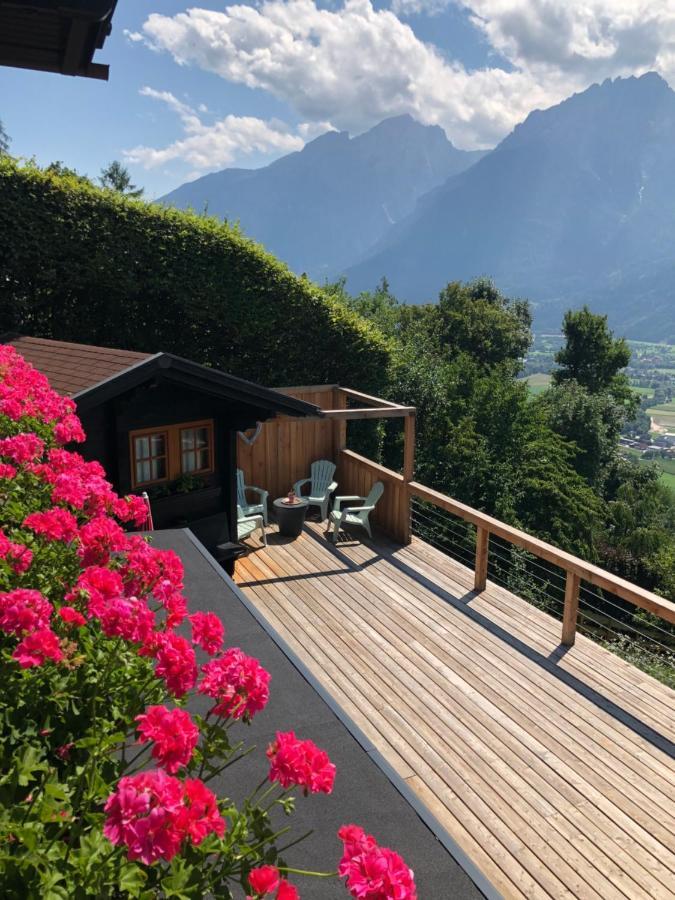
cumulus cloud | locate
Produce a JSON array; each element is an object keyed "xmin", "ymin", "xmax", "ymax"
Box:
[
  {"xmin": 459, "ymin": 0, "xmax": 675, "ymax": 82},
  {"xmin": 138, "ymin": 0, "xmax": 675, "ymax": 149},
  {"xmin": 124, "ymin": 87, "xmax": 309, "ymax": 170},
  {"xmin": 140, "ymin": 0, "xmax": 551, "ymax": 148}
]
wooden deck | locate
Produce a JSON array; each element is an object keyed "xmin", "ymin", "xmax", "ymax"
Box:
[{"xmin": 235, "ymin": 521, "xmax": 675, "ymax": 900}]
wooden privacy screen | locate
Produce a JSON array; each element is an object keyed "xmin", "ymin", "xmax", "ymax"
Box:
[
  {"xmin": 236, "ymin": 386, "xmax": 339, "ymax": 506},
  {"xmin": 336, "ymin": 450, "xmax": 409, "ymax": 543},
  {"xmin": 236, "ymin": 385, "xmax": 412, "ymax": 543}
]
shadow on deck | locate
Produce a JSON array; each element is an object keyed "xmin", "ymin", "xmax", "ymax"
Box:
[{"xmin": 236, "ymin": 520, "xmax": 675, "ymax": 900}]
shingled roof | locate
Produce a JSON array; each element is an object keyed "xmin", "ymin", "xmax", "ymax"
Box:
[
  {"xmin": 2, "ymin": 334, "xmax": 322, "ymax": 420},
  {"xmin": 2, "ymin": 334, "xmax": 151, "ymax": 396}
]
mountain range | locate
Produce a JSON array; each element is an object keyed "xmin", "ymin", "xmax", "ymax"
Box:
[
  {"xmin": 161, "ymin": 73, "xmax": 675, "ymax": 340},
  {"xmin": 159, "ymin": 115, "xmax": 484, "ymax": 280}
]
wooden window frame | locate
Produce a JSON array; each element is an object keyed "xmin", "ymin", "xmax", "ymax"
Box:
[
  {"xmin": 179, "ymin": 422, "xmax": 214, "ymax": 477},
  {"xmin": 129, "ymin": 419, "xmax": 215, "ymax": 489},
  {"xmin": 129, "ymin": 429, "xmax": 169, "ymax": 488}
]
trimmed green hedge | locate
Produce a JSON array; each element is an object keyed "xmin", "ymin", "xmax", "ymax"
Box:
[{"xmin": 0, "ymin": 159, "xmax": 391, "ymax": 390}]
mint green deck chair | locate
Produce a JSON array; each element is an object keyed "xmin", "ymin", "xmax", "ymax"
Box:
[
  {"xmin": 328, "ymin": 481, "xmax": 384, "ymax": 543},
  {"xmin": 237, "ymin": 504, "xmax": 267, "ymax": 547},
  {"xmin": 237, "ymin": 468, "xmax": 269, "ymax": 526},
  {"xmin": 293, "ymin": 459, "xmax": 337, "ymax": 521}
]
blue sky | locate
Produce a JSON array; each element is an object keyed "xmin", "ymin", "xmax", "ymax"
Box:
[{"xmin": 1, "ymin": 1, "xmax": 672, "ymax": 198}]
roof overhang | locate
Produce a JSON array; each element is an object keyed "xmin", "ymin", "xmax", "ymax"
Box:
[
  {"xmin": 0, "ymin": 1, "xmax": 117, "ymax": 80},
  {"xmin": 73, "ymin": 353, "xmax": 323, "ymax": 421}
]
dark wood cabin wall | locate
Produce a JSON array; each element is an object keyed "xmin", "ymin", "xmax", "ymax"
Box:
[{"xmin": 78, "ymin": 405, "xmax": 114, "ymax": 479}]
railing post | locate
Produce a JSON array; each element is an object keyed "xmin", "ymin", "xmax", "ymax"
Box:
[
  {"xmin": 333, "ymin": 388, "xmax": 347, "ymax": 454},
  {"xmin": 402, "ymin": 411, "xmax": 416, "ymax": 545},
  {"xmin": 562, "ymin": 571, "xmax": 581, "ymax": 646},
  {"xmin": 474, "ymin": 527, "xmax": 489, "ymax": 592}
]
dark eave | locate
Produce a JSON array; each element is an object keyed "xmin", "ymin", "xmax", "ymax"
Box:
[
  {"xmin": 0, "ymin": 1, "xmax": 117, "ymax": 81},
  {"xmin": 73, "ymin": 352, "xmax": 323, "ymax": 420}
]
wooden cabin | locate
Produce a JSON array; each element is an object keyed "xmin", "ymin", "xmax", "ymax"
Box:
[{"xmin": 2, "ymin": 335, "xmax": 321, "ymax": 570}]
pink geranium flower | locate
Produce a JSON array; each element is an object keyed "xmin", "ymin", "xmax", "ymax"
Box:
[
  {"xmin": 135, "ymin": 705, "xmax": 199, "ymax": 774},
  {"xmin": 0, "ymin": 433, "xmax": 44, "ymax": 464},
  {"xmin": 153, "ymin": 632, "xmax": 198, "ymax": 698},
  {"xmin": 267, "ymin": 731, "xmax": 336, "ymax": 795},
  {"xmin": 198, "ymin": 648, "xmax": 270, "ymax": 721},
  {"xmin": 58, "ymin": 606, "xmax": 86, "ymax": 628},
  {"xmin": 103, "ymin": 770, "xmax": 185, "ymax": 865},
  {"xmin": 249, "ymin": 866, "xmax": 281, "ymax": 895},
  {"xmin": 13, "ymin": 628, "xmax": 63, "ymax": 668},
  {"xmin": 103, "ymin": 770, "xmax": 225, "ymax": 864},
  {"xmin": 247, "ymin": 867, "xmax": 300, "ymax": 899},
  {"xmin": 98, "ymin": 595, "xmax": 155, "ymax": 645},
  {"xmin": 189, "ymin": 611, "xmax": 225, "ymax": 655},
  {"xmin": 53, "ymin": 413, "xmax": 85, "ymax": 445},
  {"xmin": 0, "ymin": 346, "xmax": 84, "ymax": 433},
  {"xmin": 68, "ymin": 565, "xmax": 125, "ymax": 618},
  {"xmin": 337, "ymin": 825, "xmax": 417, "ymax": 900},
  {"xmin": 177, "ymin": 778, "xmax": 226, "ymax": 845},
  {"xmin": 112, "ymin": 494, "xmax": 148, "ymax": 527},
  {"xmin": 24, "ymin": 507, "xmax": 79, "ymax": 542},
  {"xmin": 78, "ymin": 515, "xmax": 128, "ymax": 566},
  {"xmin": 0, "ymin": 462, "xmax": 17, "ymax": 480},
  {"xmin": 0, "ymin": 529, "xmax": 32, "ymax": 574},
  {"xmin": 0, "ymin": 588, "xmax": 52, "ymax": 636}
]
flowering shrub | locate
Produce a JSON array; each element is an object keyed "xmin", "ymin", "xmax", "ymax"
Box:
[{"xmin": 0, "ymin": 345, "xmax": 417, "ymax": 899}]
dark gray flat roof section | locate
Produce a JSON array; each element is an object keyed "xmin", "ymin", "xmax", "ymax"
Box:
[{"xmin": 151, "ymin": 529, "xmax": 489, "ymax": 899}]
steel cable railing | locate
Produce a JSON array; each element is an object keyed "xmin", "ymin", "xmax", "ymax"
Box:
[{"xmin": 410, "ymin": 496, "xmax": 675, "ymax": 689}]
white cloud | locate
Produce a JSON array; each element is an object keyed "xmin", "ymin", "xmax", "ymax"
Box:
[
  {"xmin": 123, "ymin": 29, "xmax": 144, "ymax": 43},
  {"xmin": 458, "ymin": 0, "xmax": 675, "ymax": 82},
  {"xmin": 124, "ymin": 88, "xmax": 311, "ymax": 170},
  {"xmin": 140, "ymin": 0, "xmax": 550, "ymax": 148},
  {"xmin": 138, "ymin": 0, "xmax": 675, "ymax": 150},
  {"xmin": 390, "ymin": 0, "xmax": 451, "ymax": 16}
]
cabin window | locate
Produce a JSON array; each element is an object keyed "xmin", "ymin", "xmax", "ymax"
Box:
[
  {"xmin": 180, "ymin": 424, "xmax": 213, "ymax": 474},
  {"xmin": 132, "ymin": 432, "xmax": 168, "ymax": 486},
  {"xmin": 130, "ymin": 420, "xmax": 215, "ymax": 488}
]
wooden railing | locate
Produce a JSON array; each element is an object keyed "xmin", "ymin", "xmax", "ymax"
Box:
[
  {"xmin": 337, "ymin": 449, "xmax": 409, "ymax": 544},
  {"xmin": 408, "ymin": 481, "xmax": 675, "ymax": 645},
  {"xmin": 239, "ymin": 383, "xmax": 674, "ymax": 648}
]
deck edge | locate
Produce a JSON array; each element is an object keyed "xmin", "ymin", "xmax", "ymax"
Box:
[{"xmin": 181, "ymin": 528, "xmax": 502, "ymax": 900}]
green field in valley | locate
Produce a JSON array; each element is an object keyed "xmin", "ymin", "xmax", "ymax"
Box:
[
  {"xmin": 622, "ymin": 448, "xmax": 675, "ymax": 493},
  {"xmin": 522, "ymin": 373, "xmax": 551, "ymax": 395},
  {"xmin": 646, "ymin": 401, "xmax": 675, "ymax": 432}
]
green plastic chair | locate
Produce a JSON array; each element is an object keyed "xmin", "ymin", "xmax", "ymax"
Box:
[
  {"xmin": 237, "ymin": 468, "xmax": 269, "ymax": 526},
  {"xmin": 293, "ymin": 459, "xmax": 338, "ymax": 520},
  {"xmin": 237, "ymin": 504, "xmax": 267, "ymax": 547},
  {"xmin": 328, "ymin": 481, "xmax": 384, "ymax": 543}
]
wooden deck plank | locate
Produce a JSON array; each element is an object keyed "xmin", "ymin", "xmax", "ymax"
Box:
[
  {"xmin": 235, "ymin": 523, "xmax": 675, "ymax": 900},
  {"xmin": 284, "ymin": 534, "xmax": 675, "ymax": 859},
  {"xmin": 404, "ymin": 536, "xmax": 675, "ymax": 722},
  {"xmin": 278, "ymin": 535, "xmax": 675, "ymax": 894}
]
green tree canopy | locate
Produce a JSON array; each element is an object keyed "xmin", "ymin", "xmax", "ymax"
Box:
[
  {"xmin": 539, "ymin": 380, "xmax": 627, "ymax": 485},
  {"xmin": 44, "ymin": 161, "xmax": 91, "ymax": 184},
  {"xmin": 100, "ymin": 160, "xmax": 143, "ymax": 198},
  {"xmin": 553, "ymin": 306, "xmax": 632, "ymax": 398},
  {"xmin": 435, "ymin": 278, "xmax": 532, "ymax": 371}
]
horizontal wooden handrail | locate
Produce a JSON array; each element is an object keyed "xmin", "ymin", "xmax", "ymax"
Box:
[
  {"xmin": 277, "ymin": 383, "xmax": 338, "ymax": 395},
  {"xmin": 323, "ymin": 406, "xmax": 414, "ymax": 420},
  {"xmin": 336, "ymin": 385, "xmax": 403, "ymax": 409},
  {"xmin": 409, "ymin": 480, "xmax": 675, "ymax": 626},
  {"xmin": 339, "ymin": 449, "xmax": 405, "ymax": 483}
]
